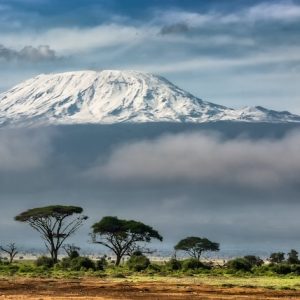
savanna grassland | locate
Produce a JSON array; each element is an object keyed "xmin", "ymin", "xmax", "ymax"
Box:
[{"xmin": 1, "ymin": 260, "xmax": 300, "ymax": 299}]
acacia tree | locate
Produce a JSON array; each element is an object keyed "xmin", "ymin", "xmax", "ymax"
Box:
[
  {"xmin": 0, "ymin": 243, "xmax": 18, "ymax": 264},
  {"xmin": 287, "ymin": 249, "xmax": 299, "ymax": 264},
  {"xmin": 91, "ymin": 216, "xmax": 163, "ymax": 265},
  {"xmin": 269, "ymin": 252, "xmax": 285, "ymax": 264},
  {"xmin": 174, "ymin": 236, "xmax": 219, "ymax": 261},
  {"xmin": 15, "ymin": 205, "xmax": 88, "ymax": 263}
]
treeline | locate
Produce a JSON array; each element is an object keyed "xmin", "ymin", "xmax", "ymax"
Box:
[
  {"xmin": 2, "ymin": 205, "xmax": 218, "ymax": 265},
  {"xmin": 1, "ymin": 204, "xmax": 300, "ymax": 277}
]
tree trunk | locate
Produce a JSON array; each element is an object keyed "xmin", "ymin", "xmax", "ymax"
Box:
[
  {"xmin": 50, "ymin": 248, "xmax": 58, "ymax": 263},
  {"xmin": 53, "ymin": 249, "xmax": 58, "ymax": 263},
  {"xmin": 115, "ymin": 255, "xmax": 121, "ymax": 266}
]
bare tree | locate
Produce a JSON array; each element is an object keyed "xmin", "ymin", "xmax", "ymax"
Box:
[{"xmin": 0, "ymin": 243, "xmax": 18, "ymax": 264}]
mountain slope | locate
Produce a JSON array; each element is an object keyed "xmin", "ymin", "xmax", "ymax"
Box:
[{"xmin": 0, "ymin": 70, "xmax": 299, "ymax": 126}]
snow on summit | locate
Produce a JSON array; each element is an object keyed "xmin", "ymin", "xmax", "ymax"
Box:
[{"xmin": 0, "ymin": 70, "xmax": 299, "ymax": 126}]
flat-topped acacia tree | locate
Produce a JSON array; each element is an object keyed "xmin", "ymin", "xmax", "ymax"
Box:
[
  {"xmin": 15, "ymin": 205, "xmax": 88, "ymax": 263},
  {"xmin": 175, "ymin": 237, "xmax": 219, "ymax": 261},
  {"xmin": 91, "ymin": 216, "xmax": 163, "ymax": 265}
]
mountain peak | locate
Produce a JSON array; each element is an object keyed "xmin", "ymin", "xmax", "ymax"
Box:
[{"xmin": 0, "ymin": 70, "xmax": 299, "ymax": 126}]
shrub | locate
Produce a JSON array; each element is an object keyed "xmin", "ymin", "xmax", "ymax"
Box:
[
  {"xmin": 227, "ymin": 258, "xmax": 252, "ymax": 272},
  {"xmin": 127, "ymin": 253, "xmax": 150, "ymax": 272},
  {"xmin": 69, "ymin": 257, "xmax": 95, "ymax": 271},
  {"xmin": 59, "ymin": 256, "xmax": 96, "ymax": 271},
  {"xmin": 182, "ymin": 258, "xmax": 208, "ymax": 270},
  {"xmin": 59, "ymin": 257, "xmax": 72, "ymax": 269},
  {"xmin": 69, "ymin": 250, "xmax": 80, "ymax": 259},
  {"xmin": 291, "ymin": 264, "xmax": 300, "ymax": 275},
  {"xmin": 35, "ymin": 256, "xmax": 54, "ymax": 268},
  {"xmin": 166, "ymin": 258, "xmax": 182, "ymax": 271},
  {"xmin": 96, "ymin": 257, "xmax": 108, "ymax": 271},
  {"xmin": 271, "ymin": 263, "xmax": 292, "ymax": 275},
  {"xmin": 147, "ymin": 263, "xmax": 161, "ymax": 273},
  {"xmin": 243, "ymin": 255, "xmax": 264, "ymax": 267},
  {"xmin": 18, "ymin": 264, "xmax": 36, "ymax": 273},
  {"xmin": 2, "ymin": 264, "xmax": 19, "ymax": 275}
]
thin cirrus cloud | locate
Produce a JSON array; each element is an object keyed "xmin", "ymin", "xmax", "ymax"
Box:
[
  {"xmin": 0, "ymin": 25, "xmax": 147, "ymax": 55},
  {"xmin": 247, "ymin": 2, "xmax": 300, "ymax": 21},
  {"xmin": 87, "ymin": 131, "xmax": 300, "ymax": 189},
  {"xmin": 160, "ymin": 2, "xmax": 300, "ymax": 28}
]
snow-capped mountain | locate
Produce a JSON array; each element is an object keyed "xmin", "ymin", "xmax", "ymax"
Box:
[{"xmin": 0, "ymin": 70, "xmax": 299, "ymax": 126}]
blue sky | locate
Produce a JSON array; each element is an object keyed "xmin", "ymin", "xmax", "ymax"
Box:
[{"xmin": 1, "ymin": 0, "xmax": 300, "ymax": 112}]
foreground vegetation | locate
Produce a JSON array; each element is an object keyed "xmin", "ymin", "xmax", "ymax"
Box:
[
  {"xmin": 2, "ymin": 204, "xmax": 300, "ymax": 294},
  {"xmin": 2, "ymin": 253, "xmax": 300, "ymax": 291},
  {"xmin": 1, "ymin": 264, "xmax": 300, "ymax": 291}
]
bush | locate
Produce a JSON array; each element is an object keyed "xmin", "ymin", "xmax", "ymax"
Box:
[
  {"xmin": 96, "ymin": 257, "xmax": 108, "ymax": 271},
  {"xmin": 291, "ymin": 264, "xmax": 300, "ymax": 275},
  {"xmin": 18, "ymin": 264, "xmax": 36, "ymax": 273},
  {"xmin": 227, "ymin": 258, "xmax": 252, "ymax": 272},
  {"xmin": 147, "ymin": 263, "xmax": 161, "ymax": 273},
  {"xmin": 59, "ymin": 257, "xmax": 72, "ymax": 269},
  {"xmin": 166, "ymin": 258, "xmax": 182, "ymax": 271},
  {"xmin": 243, "ymin": 255, "xmax": 264, "ymax": 267},
  {"xmin": 69, "ymin": 250, "xmax": 80, "ymax": 259},
  {"xmin": 35, "ymin": 256, "xmax": 54, "ymax": 268},
  {"xmin": 69, "ymin": 257, "xmax": 95, "ymax": 271},
  {"xmin": 271, "ymin": 263, "xmax": 292, "ymax": 275},
  {"xmin": 127, "ymin": 253, "xmax": 150, "ymax": 272},
  {"xmin": 182, "ymin": 258, "xmax": 208, "ymax": 270}
]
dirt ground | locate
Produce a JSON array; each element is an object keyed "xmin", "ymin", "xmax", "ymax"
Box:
[{"xmin": 1, "ymin": 278, "xmax": 300, "ymax": 300}]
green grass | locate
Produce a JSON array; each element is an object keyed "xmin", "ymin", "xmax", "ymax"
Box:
[{"xmin": 1, "ymin": 260, "xmax": 300, "ymax": 291}]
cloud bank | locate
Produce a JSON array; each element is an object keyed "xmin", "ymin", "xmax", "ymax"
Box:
[
  {"xmin": 0, "ymin": 129, "xmax": 53, "ymax": 172},
  {"xmin": 88, "ymin": 131, "xmax": 300, "ymax": 189}
]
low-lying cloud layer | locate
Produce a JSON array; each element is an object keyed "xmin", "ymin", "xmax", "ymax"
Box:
[
  {"xmin": 89, "ymin": 131, "xmax": 300, "ymax": 189},
  {"xmin": 0, "ymin": 129, "xmax": 53, "ymax": 172}
]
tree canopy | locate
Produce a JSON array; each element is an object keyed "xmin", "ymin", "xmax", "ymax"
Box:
[
  {"xmin": 174, "ymin": 236, "xmax": 219, "ymax": 260},
  {"xmin": 287, "ymin": 249, "xmax": 299, "ymax": 264},
  {"xmin": 15, "ymin": 205, "xmax": 83, "ymax": 221},
  {"xmin": 15, "ymin": 205, "xmax": 87, "ymax": 263},
  {"xmin": 91, "ymin": 216, "xmax": 163, "ymax": 265},
  {"xmin": 269, "ymin": 252, "xmax": 285, "ymax": 264}
]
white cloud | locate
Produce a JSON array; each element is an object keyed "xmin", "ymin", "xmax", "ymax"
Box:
[
  {"xmin": 160, "ymin": 2, "xmax": 300, "ymax": 27},
  {"xmin": 247, "ymin": 2, "xmax": 300, "ymax": 21},
  {"xmin": 0, "ymin": 24, "xmax": 151, "ymax": 54},
  {"xmin": 87, "ymin": 131, "xmax": 300, "ymax": 189},
  {"xmin": 0, "ymin": 129, "xmax": 53, "ymax": 171},
  {"xmin": 129, "ymin": 46, "xmax": 300, "ymax": 74}
]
